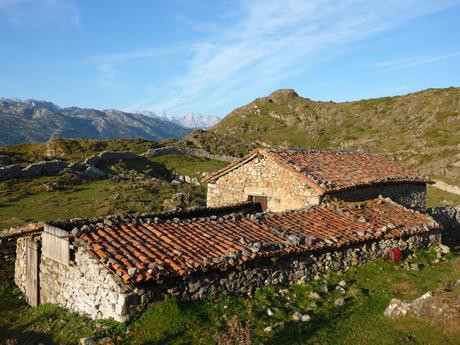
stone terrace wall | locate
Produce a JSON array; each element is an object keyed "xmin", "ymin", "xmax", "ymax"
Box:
[
  {"xmin": 0, "ymin": 160, "xmax": 66, "ymax": 181},
  {"xmin": 325, "ymin": 183, "xmax": 427, "ymax": 210},
  {"xmin": 207, "ymin": 155, "xmax": 321, "ymax": 212},
  {"xmin": 120, "ymin": 230, "xmax": 441, "ymax": 321},
  {"xmin": 0, "ymin": 237, "xmax": 17, "ymax": 284},
  {"xmin": 144, "ymin": 146, "xmax": 236, "ymax": 162}
]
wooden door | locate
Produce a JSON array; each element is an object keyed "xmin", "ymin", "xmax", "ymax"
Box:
[{"xmin": 25, "ymin": 239, "xmax": 40, "ymax": 307}]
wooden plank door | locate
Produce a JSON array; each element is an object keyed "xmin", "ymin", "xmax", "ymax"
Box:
[{"xmin": 25, "ymin": 239, "xmax": 40, "ymax": 307}]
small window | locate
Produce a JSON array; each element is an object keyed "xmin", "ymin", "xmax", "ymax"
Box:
[{"xmin": 249, "ymin": 195, "xmax": 268, "ymax": 211}]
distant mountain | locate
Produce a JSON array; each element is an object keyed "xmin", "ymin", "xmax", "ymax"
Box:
[
  {"xmin": 182, "ymin": 87, "xmax": 460, "ymax": 184},
  {"xmin": 141, "ymin": 111, "xmax": 219, "ymax": 128},
  {"xmin": 0, "ymin": 98, "xmax": 192, "ymax": 146}
]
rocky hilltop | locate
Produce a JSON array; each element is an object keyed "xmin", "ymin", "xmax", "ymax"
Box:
[
  {"xmin": 182, "ymin": 87, "xmax": 460, "ymax": 184},
  {"xmin": 0, "ymin": 98, "xmax": 192, "ymax": 146}
]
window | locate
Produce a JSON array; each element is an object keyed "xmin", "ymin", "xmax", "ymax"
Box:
[{"xmin": 249, "ymin": 195, "xmax": 268, "ymax": 211}]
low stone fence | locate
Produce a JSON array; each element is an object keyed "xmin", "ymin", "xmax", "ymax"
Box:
[
  {"xmin": 84, "ymin": 151, "xmax": 141, "ymax": 166},
  {"xmin": 144, "ymin": 146, "xmax": 236, "ymax": 162},
  {"xmin": 0, "ymin": 160, "xmax": 66, "ymax": 181},
  {"xmin": 428, "ymin": 206, "xmax": 460, "ymax": 246}
]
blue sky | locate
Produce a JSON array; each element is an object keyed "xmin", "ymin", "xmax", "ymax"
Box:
[{"xmin": 0, "ymin": 0, "xmax": 459, "ymax": 118}]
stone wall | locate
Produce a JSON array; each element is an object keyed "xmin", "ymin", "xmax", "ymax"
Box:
[
  {"xmin": 84, "ymin": 151, "xmax": 140, "ymax": 166},
  {"xmin": 0, "ymin": 237, "xmax": 17, "ymax": 284},
  {"xmin": 0, "ymin": 160, "xmax": 67, "ymax": 181},
  {"xmin": 13, "ymin": 229, "xmax": 441, "ymax": 322},
  {"xmin": 144, "ymin": 146, "xmax": 236, "ymax": 162},
  {"xmin": 324, "ymin": 183, "xmax": 427, "ymax": 210},
  {"xmin": 121, "ymin": 230, "xmax": 441, "ymax": 321},
  {"xmin": 15, "ymin": 237, "xmax": 131, "ymax": 321},
  {"xmin": 428, "ymin": 205, "xmax": 460, "ymax": 246},
  {"xmin": 207, "ymin": 155, "xmax": 321, "ymax": 212}
]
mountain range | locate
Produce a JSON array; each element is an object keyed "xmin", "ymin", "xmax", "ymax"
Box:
[
  {"xmin": 141, "ymin": 111, "xmax": 220, "ymax": 129},
  {"xmin": 0, "ymin": 98, "xmax": 192, "ymax": 146}
]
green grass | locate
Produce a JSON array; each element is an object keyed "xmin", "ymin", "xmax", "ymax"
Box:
[
  {"xmin": 0, "ymin": 138, "xmax": 162, "ymax": 165},
  {"xmin": 0, "ymin": 176, "xmax": 207, "ymax": 230},
  {"xmin": 1, "ymin": 251, "xmax": 459, "ymax": 344},
  {"xmin": 426, "ymin": 185, "xmax": 460, "ymax": 208},
  {"xmin": 148, "ymin": 155, "xmax": 229, "ymax": 177}
]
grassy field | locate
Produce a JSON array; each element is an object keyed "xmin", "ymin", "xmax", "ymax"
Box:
[
  {"xmin": 0, "ymin": 154, "xmax": 229, "ymax": 230},
  {"xmin": 1, "ymin": 250, "xmax": 459, "ymax": 345}
]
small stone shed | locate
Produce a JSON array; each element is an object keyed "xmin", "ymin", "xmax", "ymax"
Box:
[
  {"xmin": 204, "ymin": 148, "xmax": 433, "ymax": 212},
  {"xmin": 9, "ymin": 198, "xmax": 441, "ymax": 322}
]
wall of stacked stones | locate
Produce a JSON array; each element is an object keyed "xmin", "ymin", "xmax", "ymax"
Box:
[
  {"xmin": 15, "ymin": 237, "xmax": 130, "ymax": 321},
  {"xmin": 121, "ymin": 230, "xmax": 441, "ymax": 322},
  {"xmin": 0, "ymin": 160, "xmax": 67, "ymax": 181},
  {"xmin": 325, "ymin": 183, "xmax": 427, "ymax": 210},
  {"xmin": 13, "ymin": 230, "xmax": 441, "ymax": 322},
  {"xmin": 428, "ymin": 205, "xmax": 460, "ymax": 245},
  {"xmin": 144, "ymin": 146, "xmax": 236, "ymax": 162},
  {"xmin": 207, "ymin": 156, "xmax": 320, "ymax": 212},
  {"xmin": 0, "ymin": 237, "xmax": 17, "ymax": 284}
]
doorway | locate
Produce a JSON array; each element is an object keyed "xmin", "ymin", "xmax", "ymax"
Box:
[{"xmin": 249, "ymin": 195, "xmax": 268, "ymax": 211}]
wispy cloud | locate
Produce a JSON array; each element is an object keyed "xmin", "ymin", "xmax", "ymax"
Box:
[
  {"xmin": 0, "ymin": 0, "xmax": 81, "ymax": 27},
  {"xmin": 96, "ymin": 0, "xmax": 460, "ymax": 115},
  {"xmin": 370, "ymin": 51, "xmax": 460, "ymax": 73}
]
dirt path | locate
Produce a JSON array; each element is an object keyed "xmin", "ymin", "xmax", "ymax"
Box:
[{"xmin": 434, "ymin": 180, "xmax": 460, "ymax": 196}]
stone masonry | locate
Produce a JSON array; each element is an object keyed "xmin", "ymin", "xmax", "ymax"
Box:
[
  {"xmin": 207, "ymin": 155, "xmax": 320, "ymax": 212},
  {"xmin": 14, "ymin": 229, "xmax": 440, "ymax": 322},
  {"xmin": 324, "ymin": 183, "xmax": 427, "ymax": 210}
]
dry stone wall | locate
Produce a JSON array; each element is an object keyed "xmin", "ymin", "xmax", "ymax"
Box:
[
  {"xmin": 13, "ymin": 229, "xmax": 441, "ymax": 322},
  {"xmin": 428, "ymin": 205, "xmax": 460, "ymax": 246},
  {"xmin": 144, "ymin": 146, "xmax": 236, "ymax": 162},
  {"xmin": 15, "ymin": 237, "xmax": 131, "ymax": 321},
  {"xmin": 325, "ymin": 183, "xmax": 427, "ymax": 210},
  {"xmin": 207, "ymin": 155, "xmax": 321, "ymax": 212},
  {"xmin": 0, "ymin": 160, "xmax": 66, "ymax": 181},
  {"xmin": 121, "ymin": 230, "xmax": 441, "ymax": 321}
]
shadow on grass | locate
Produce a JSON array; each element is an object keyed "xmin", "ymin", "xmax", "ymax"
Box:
[{"xmin": 264, "ymin": 303, "xmax": 353, "ymax": 345}]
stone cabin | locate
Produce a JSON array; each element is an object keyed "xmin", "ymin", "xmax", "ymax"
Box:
[
  {"xmin": 3, "ymin": 198, "xmax": 441, "ymax": 322},
  {"xmin": 204, "ymin": 148, "xmax": 433, "ymax": 212}
]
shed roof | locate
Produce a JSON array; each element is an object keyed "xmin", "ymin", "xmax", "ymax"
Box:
[
  {"xmin": 203, "ymin": 148, "xmax": 433, "ymax": 193},
  {"xmin": 64, "ymin": 197, "xmax": 439, "ymax": 283}
]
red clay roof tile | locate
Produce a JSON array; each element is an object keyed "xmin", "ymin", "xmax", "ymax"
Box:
[
  {"xmin": 72, "ymin": 198, "xmax": 440, "ymax": 283},
  {"xmin": 204, "ymin": 148, "xmax": 432, "ymax": 193}
]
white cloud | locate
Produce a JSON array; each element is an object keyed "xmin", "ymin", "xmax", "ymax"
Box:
[
  {"xmin": 371, "ymin": 51, "xmax": 460, "ymax": 73},
  {"xmin": 0, "ymin": 0, "xmax": 81, "ymax": 27},
  {"xmin": 103, "ymin": 0, "xmax": 460, "ymax": 115}
]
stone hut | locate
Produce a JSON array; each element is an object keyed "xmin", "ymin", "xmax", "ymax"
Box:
[
  {"xmin": 7, "ymin": 198, "xmax": 441, "ymax": 322},
  {"xmin": 204, "ymin": 148, "xmax": 433, "ymax": 212}
]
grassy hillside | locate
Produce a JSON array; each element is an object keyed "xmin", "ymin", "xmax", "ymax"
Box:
[
  {"xmin": 1, "ymin": 250, "xmax": 459, "ymax": 344},
  {"xmin": 0, "ymin": 139, "xmax": 228, "ymax": 230},
  {"xmin": 183, "ymin": 87, "xmax": 460, "ymax": 184}
]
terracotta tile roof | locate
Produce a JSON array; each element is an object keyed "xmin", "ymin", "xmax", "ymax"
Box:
[
  {"xmin": 63, "ymin": 198, "xmax": 439, "ymax": 283},
  {"xmin": 204, "ymin": 148, "xmax": 433, "ymax": 193}
]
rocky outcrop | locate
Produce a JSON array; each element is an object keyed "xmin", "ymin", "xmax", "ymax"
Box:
[{"xmin": 0, "ymin": 160, "xmax": 66, "ymax": 181}]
